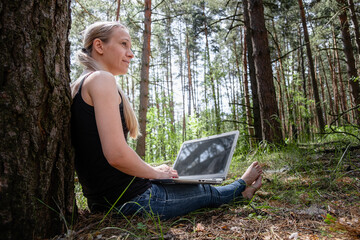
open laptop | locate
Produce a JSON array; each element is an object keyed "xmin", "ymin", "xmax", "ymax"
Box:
[{"xmin": 152, "ymin": 130, "xmax": 239, "ymax": 184}]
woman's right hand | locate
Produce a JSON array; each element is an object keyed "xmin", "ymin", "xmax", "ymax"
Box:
[{"xmin": 153, "ymin": 164, "xmax": 178, "ymax": 179}]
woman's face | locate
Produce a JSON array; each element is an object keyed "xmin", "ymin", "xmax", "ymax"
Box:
[{"xmin": 101, "ymin": 27, "xmax": 134, "ymax": 75}]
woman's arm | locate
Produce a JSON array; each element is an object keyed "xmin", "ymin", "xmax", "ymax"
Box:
[{"xmin": 84, "ymin": 71, "xmax": 178, "ymax": 179}]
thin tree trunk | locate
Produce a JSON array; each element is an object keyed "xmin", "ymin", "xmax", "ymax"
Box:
[
  {"xmin": 243, "ymin": 0, "xmax": 262, "ymax": 142},
  {"xmin": 325, "ymin": 48, "xmax": 340, "ymax": 123},
  {"xmin": 332, "ymin": 26, "xmax": 349, "ymax": 121},
  {"xmin": 319, "ymin": 52, "xmax": 334, "ymax": 123},
  {"xmin": 272, "ymin": 19, "xmax": 292, "ymax": 139},
  {"xmin": 298, "ymin": 0, "xmax": 325, "ymax": 132},
  {"xmin": 315, "ymin": 55, "xmax": 328, "ymax": 125},
  {"xmin": 242, "ymin": 30, "xmax": 255, "ymax": 146},
  {"xmin": 116, "ymin": 0, "xmax": 121, "ymax": 21},
  {"xmin": 275, "ymin": 61, "xmax": 286, "ymax": 138},
  {"xmin": 0, "ymin": 1, "xmax": 74, "ymax": 239},
  {"xmin": 299, "ymin": 25, "xmax": 310, "ymax": 140},
  {"xmin": 248, "ymin": 0, "xmax": 283, "ymax": 143},
  {"xmin": 203, "ymin": 4, "xmax": 220, "ymax": 133},
  {"xmin": 186, "ymin": 32, "xmax": 193, "ymax": 116},
  {"xmin": 136, "ymin": 0, "xmax": 152, "ymax": 159},
  {"xmin": 166, "ymin": 14, "xmax": 175, "ymax": 130},
  {"xmin": 337, "ymin": 0, "xmax": 360, "ymax": 124}
]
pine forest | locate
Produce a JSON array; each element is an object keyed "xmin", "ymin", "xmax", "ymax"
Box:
[{"xmin": 70, "ymin": 0, "xmax": 359, "ymax": 162}]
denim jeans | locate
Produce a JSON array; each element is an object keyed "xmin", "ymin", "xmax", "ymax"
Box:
[{"xmin": 116, "ymin": 179, "xmax": 247, "ymax": 220}]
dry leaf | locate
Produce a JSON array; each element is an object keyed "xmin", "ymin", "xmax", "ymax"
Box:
[
  {"xmin": 195, "ymin": 223, "xmax": 205, "ymax": 232},
  {"xmin": 221, "ymin": 225, "xmax": 229, "ymax": 230}
]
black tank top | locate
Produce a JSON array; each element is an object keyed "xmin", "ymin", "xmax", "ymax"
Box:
[{"xmin": 71, "ymin": 74, "xmax": 151, "ymax": 211}]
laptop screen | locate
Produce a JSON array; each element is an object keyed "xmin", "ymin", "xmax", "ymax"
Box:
[{"xmin": 173, "ymin": 134, "xmax": 236, "ymax": 176}]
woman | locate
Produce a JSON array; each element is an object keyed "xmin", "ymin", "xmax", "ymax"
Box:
[{"xmin": 71, "ymin": 21, "xmax": 262, "ymax": 220}]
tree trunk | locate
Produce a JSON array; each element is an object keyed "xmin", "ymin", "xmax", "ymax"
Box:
[
  {"xmin": 165, "ymin": 12, "xmax": 175, "ymax": 130},
  {"xmin": 348, "ymin": 0, "xmax": 360, "ymax": 60},
  {"xmin": 315, "ymin": 55, "xmax": 328, "ymax": 125},
  {"xmin": 298, "ymin": 0, "xmax": 325, "ymax": 132},
  {"xmin": 136, "ymin": 0, "xmax": 152, "ymax": 159},
  {"xmin": 202, "ymin": 3, "xmax": 220, "ymax": 133},
  {"xmin": 186, "ymin": 32, "xmax": 193, "ymax": 116},
  {"xmin": 243, "ymin": 0, "xmax": 262, "ymax": 142},
  {"xmin": 298, "ymin": 25, "xmax": 310, "ymax": 140},
  {"xmin": 248, "ymin": 0, "xmax": 283, "ymax": 143},
  {"xmin": 0, "ymin": 1, "xmax": 74, "ymax": 239},
  {"xmin": 241, "ymin": 30, "xmax": 255, "ymax": 146},
  {"xmin": 116, "ymin": 0, "xmax": 121, "ymax": 21},
  {"xmin": 332, "ymin": 26, "xmax": 349, "ymax": 122},
  {"xmin": 337, "ymin": 0, "xmax": 360, "ymax": 124}
]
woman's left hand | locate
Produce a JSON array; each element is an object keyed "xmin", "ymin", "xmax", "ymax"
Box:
[{"xmin": 153, "ymin": 164, "xmax": 178, "ymax": 179}]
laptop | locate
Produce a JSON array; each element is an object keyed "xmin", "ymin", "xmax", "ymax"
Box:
[{"xmin": 152, "ymin": 130, "xmax": 239, "ymax": 184}]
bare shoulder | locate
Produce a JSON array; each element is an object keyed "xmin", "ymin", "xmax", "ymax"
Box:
[
  {"xmin": 86, "ymin": 71, "xmax": 116, "ymax": 90},
  {"xmin": 85, "ymin": 71, "xmax": 120, "ymax": 104}
]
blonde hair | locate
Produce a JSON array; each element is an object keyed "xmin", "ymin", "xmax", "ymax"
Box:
[{"xmin": 77, "ymin": 21, "xmax": 140, "ymax": 139}]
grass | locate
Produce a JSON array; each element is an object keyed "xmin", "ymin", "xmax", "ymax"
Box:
[{"xmin": 68, "ymin": 138, "xmax": 360, "ymax": 239}]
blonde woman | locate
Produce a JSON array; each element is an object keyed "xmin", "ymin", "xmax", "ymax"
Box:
[{"xmin": 71, "ymin": 21, "xmax": 262, "ymax": 219}]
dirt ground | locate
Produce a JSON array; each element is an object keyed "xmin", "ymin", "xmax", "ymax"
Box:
[{"xmin": 56, "ymin": 149, "xmax": 360, "ymax": 240}]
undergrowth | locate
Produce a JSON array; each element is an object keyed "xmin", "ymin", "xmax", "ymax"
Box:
[{"xmin": 67, "ymin": 136, "xmax": 360, "ymax": 240}]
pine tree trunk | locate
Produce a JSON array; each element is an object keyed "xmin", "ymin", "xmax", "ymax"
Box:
[
  {"xmin": 242, "ymin": 31, "xmax": 255, "ymax": 146},
  {"xmin": 186, "ymin": 32, "xmax": 193, "ymax": 116},
  {"xmin": 243, "ymin": 0, "xmax": 262, "ymax": 142},
  {"xmin": 0, "ymin": 1, "xmax": 74, "ymax": 239},
  {"xmin": 319, "ymin": 52, "xmax": 334, "ymax": 121},
  {"xmin": 299, "ymin": 25, "xmax": 310, "ymax": 140},
  {"xmin": 136, "ymin": 0, "xmax": 152, "ymax": 159},
  {"xmin": 165, "ymin": 13, "xmax": 175, "ymax": 130},
  {"xmin": 248, "ymin": 0, "xmax": 283, "ymax": 143},
  {"xmin": 348, "ymin": 0, "xmax": 360, "ymax": 59},
  {"xmin": 326, "ymin": 47, "xmax": 340, "ymax": 123},
  {"xmin": 337, "ymin": 0, "xmax": 360, "ymax": 124},
  {"xmin": 298, "ymin": 0, "xmax": 325, "ymax": 132},
  {"xmin": 116, "ymin": 0, "xmax": 121, "ymax": 21},
  {"xmin": 315, "ymin": 55, "xmax": 328, "ymax": 125},
  {"xmin": 333, "ymin": 27, "xmax": 349, "ymax": 121},
  {"xmin": 203, "ymin": 6, "xmax": 220, "ymax": 133}
]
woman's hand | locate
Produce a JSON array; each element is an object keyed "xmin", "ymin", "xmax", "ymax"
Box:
[{"xmin": 153, "ymin": 164, "xmax": 178, "ymax": 179}]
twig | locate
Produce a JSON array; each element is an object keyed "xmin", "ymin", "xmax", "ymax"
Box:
[
  {"xmin": 73, "ymin": 0, "xmax": 99, "ymax": 20},
  {"xmin": 333, "ymin": 143, "xmax": 351, "ymax": 174},
  {"xmin": 225, "ymin": 1, "xmax": 240, "ymax": 40}
]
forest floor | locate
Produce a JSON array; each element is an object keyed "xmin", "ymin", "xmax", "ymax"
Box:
[{"xmin": 57, "ymin": 143, "xmax": 360, "ymax": 240}]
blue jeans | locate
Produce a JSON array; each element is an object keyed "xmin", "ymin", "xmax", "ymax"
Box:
[{"xmin": 116, "ymin": 179, "xmax": 247, "ymax": 220}]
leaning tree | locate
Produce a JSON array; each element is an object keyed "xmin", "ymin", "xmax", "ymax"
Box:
[{"xmin": 0, "ymin": 0, "xmax": 75, "ymax": 239}]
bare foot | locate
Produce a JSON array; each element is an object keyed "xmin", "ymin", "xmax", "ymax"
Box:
[
  {"xmin": 242, "ymin": 175, "xmax": 262, "ymax": 199},
  {"xmin": 241, "ymin": 161, "xmax": 262, "ymax": 186}
]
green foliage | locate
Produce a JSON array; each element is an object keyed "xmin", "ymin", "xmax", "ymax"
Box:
[{"xmin": 324, "ymin": 213, "xmax": 337, "ymax": 225}]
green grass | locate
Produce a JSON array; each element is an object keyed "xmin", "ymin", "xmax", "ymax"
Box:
[{"xmin": 72, "ymin": 138, "xmax": 360, "ymax": 239}]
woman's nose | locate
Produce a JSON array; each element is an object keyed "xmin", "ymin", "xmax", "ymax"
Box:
[{"xmin": 128, "ymin": 49, "xmax": 134, "ymax": 59}]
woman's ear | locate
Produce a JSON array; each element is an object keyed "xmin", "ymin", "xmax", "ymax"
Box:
[{"xmin": 92, "ymin": 38, "xmax": 104, "ymax": 55}]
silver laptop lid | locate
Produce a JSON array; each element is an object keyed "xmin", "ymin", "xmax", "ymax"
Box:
[{"xmin": 172, "ymin": 131, "xmax": 239, "ymax": 180}]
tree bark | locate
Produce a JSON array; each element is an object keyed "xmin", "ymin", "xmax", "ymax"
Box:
[
  {"xmin": 248, "ymin": 0, "xmax": 283, "ymax": 143},
  {"xmin": 116, "ymin": 0, "xmax": 121, "ymax": 21},
  {"xmin": 203, "ymin": 4, "xmax": 220, "ymax": 133},
  {"xmin": 0, "ymin": 1, "xmax": 74, "ymax": 239},
  {"xmin": 298, "ymin": 0, "xmax": 325, "ymax": 132},
  {"xmin": 332, "ymin": 26, "xmax": 349, "ymax": 122},
  {"xmin": 337, "ymin": 0, "xmax": 360, "ymax": 124},
  {"xmin": 348, "ymin": 0, "xmax": 360, "ymax": 59},
  {"xmin": 136, "ymin": 0, "xmax": 152, "ymax": 159},
  {"xmin": 241, "ymin": 30, "xmax": 255, "ymax": 146},
  {"xmin": 186, "ymin": 32, "xmax": 193, "ymax": 116},
  {"xmin": 243, "ymin": 0, "xmax": 262, "ymax": 142}
]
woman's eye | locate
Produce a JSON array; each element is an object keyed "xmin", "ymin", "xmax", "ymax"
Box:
[{"xmin": 122, "ymin": 42, "xmax": 127, "ymax": 47}]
